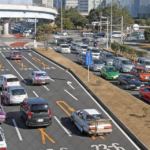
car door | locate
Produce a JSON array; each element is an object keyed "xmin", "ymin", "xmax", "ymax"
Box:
[
  {"xmin": 142, "ymin": 88, "xmax": 149, "ymax": 100},
  {"xmin": 122, "ymin": 76, "xmax": 128, "ymax": 86},
  {"xmin": 77, "ymin": 112, "xmax": 84, "ymax": 128}
]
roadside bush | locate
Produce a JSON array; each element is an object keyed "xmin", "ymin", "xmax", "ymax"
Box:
[
  {"xmin": 111, "ymin": 43, "xmax": 120, "ymax": 54},
  {"xmin": 135, "ymin": 50, "xmax": 148, "ymax": 57}
]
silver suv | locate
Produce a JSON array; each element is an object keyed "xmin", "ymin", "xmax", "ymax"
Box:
[
  {"xmin": 137, "ymin": 57, "xmax": 150, "ymax": 72},
  {"xmin": 100, "ymin": 52, "xmax": 115, "ymax": 65},
  {"xmin": 113, "ymin": 57, "xmax": 134, "ymax": 73}
]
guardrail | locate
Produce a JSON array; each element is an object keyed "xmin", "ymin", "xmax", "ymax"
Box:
[{"xmin": 31, "ymin": 47, "xmax": 148, "ymax": 150}]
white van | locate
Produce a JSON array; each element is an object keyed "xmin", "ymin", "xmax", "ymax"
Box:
[
  {"xmin": 76, "ymin": 43, "xmax": 88, "ymax": 54},
  {"xmin": 0, "ymin": 74, "xmax": 21, "ymax": 90},
  {"xmin": 111, "ymin": 31, "xmax": 125, "ymax": 38}
]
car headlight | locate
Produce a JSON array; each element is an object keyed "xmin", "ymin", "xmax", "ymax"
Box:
[
  {"xmin": 141, "ymin": 84, "xmax": 145, "ymax": 86},
  {"xmin": 140, "ymin": 75, "xmax": 143, "ymax": 77}
]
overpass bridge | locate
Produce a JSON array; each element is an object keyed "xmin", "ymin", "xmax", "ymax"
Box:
[{"xmin": 0, "ymin": 3, "xmax": 58, "ymax": 35}]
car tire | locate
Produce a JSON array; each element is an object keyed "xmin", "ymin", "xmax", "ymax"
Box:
[
  {"xmin": 105, "ymin": 75, "xmax": 108, "ymax": 80},
  {"xmin": 70, "ymin": 116, "xmax": 74, "ymax": 123},
  {"xmin": 120, "ymin": 68, "xmax": 123, "ymax": 73},
  {"xmin": 1, "ymin": 85, "xmax": 4, "ymax": 91},
  {"xmin": 99, "ymin": 72, "xmax": 102, "ymax": 77},
  {"xmin": 26, "ymin": 121, "xmax": 29, "ymax": 128},
  {"xmin": 118, "ymin": 80, "xmax": 121, "ymax": 85},
  {"xmin": 139, "ymin": 92, "xmax": 143, "ymax": 99}
]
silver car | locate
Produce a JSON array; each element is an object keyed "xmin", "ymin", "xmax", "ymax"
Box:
[
  {"xmin": 77, "ymin": 53, "xmax": 86, "ymax": 65},
  {"xmin": 70, "ymin": 109, "xmax": 112, "ymax": 135},
  {"xmin": 2, "ymin": 86, "xmax": 28, "ymax": 105},
  {"xmin": 90, "ymin": 59, "xmax": 105, "ymax": 71},
  {"xmin": 137, "ymin": 57, "xmax": 150, "ymax": 72},
  {"xmin": 100, "ymin": 52, "xmax": 115, "ymax": 65},
  {"xmin": 113, "ymin": 57, "xmax": 134, "ymax": 73}
]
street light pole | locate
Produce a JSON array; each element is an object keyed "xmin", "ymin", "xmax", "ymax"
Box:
[
  {"xmin": 107, "ymin": 17, "xmax": 108, "ymax": 49},
  {"xmin": 110, "ymin": 0, "xmax": 112, "ymax": 44},
  {"xmin": 61, "ymin": 0, "xmax": 63, "ymax": 32}
]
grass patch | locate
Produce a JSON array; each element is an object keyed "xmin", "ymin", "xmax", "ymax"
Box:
[{"xmin": 36, "ymin": 47, "xmax": 150, "ymax": 149}]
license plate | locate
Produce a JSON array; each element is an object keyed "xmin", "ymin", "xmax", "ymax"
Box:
[
  {"xmin": 16, "ymin": 55, "xmax": 18, "ymax": 58},
  {"xmin": 37, "ymin": 119, "xmax": 43, "ymax": 122}
]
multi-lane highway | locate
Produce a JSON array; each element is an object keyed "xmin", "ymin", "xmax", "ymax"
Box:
[
  {"xmin": 48, "ymin": 43, "xmax": 150, "ymax": 105},
  {"xmin": 0, "ymin": 47, "xmax": 143, "ymax": 150}
]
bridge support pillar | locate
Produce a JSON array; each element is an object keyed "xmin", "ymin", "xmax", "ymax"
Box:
[{"xmin": 3, "ymin": 18, "xmax": 9, "ymax": 35}]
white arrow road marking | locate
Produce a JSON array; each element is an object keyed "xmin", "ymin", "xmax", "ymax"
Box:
[
  {"xmin": 33, "ymin": 91, "xmax": 38, "ymax": 97},
  {"xmin": 28, "ymin": 53, "xmax": 32, "ymax": 56},
  {"xmin": 67, "ymin": 81, "xmax": 75, "ymax": 89},
  {"xmin": 12, "ymin": 119, "xmax": 23, "ymax": 141},
  {"xmin": 51, "ymin": 67, "xmax": 56, "ymax": 69},
  {"xmin": 64, "ymin": 89, "xmax": 78, "ymax": 100},
  {"xmin": 54, "ymin": 116, "xmax": 72, "ymax": 137},
  {"xmin": 60, "ymin": 148, "xmax": 68, "ymax": 150}
]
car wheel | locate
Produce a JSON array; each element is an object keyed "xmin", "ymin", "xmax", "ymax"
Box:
[
  {"xmin": 5, "ymin": 98, "xmax": 9, "ymax": 106},
  {"xmin": 26, "ymin": 120, "xmax": 29, "ymax": 128},
  {"xmin": 118, "ymin": 80, "xmax": 121, "ymax": 85},
  {"xmin": 120, "ymin": 68, "xmax": 123, "ymax": 73},
  {"xmin": 139, "ymin": 92, "xmax": 143, "ymax": 99},
  {"xmin": 1, "ymin": 85, "xmax": 4, "ymax": 91},
  {"xmin": 126, "ymin": 85, "xmax": 129, "ymax": 90},
  {"xmin": 105, "ymin": 75, "xmax": 108, "ymax": 80},
  {"xmin": 70, "ymin": 116, "xmax": 74, "ymax": 123},
  {"xmin": 99, "ymin": 72, "xmax": 102, "ymax": 77}
]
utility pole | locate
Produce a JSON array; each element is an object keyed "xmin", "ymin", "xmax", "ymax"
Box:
[
  {"xmin": 110, "ymin": 0, "xmax": 113, "ymax": 45},
  {"xmin": 100, "ymin": 12, "xmax": 102, "ymax": 33},
  {"xmin": 107, "ymin": 17, "xmax": 108, "ymax": 49},
  {"xmin": 121, "ymin": 16, "xmax": 123, "ymax": 44},
  {"xmin": 61, "ymin": 0, "xmax": 63, "ymax": 32}
]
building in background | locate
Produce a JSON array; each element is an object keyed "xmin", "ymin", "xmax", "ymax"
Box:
[{"xmin": 33, "ymin": 0, "xmax": 53, "ymax": 7}]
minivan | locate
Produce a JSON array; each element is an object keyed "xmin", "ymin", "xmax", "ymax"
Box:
[
  {"xmin": 113, "ymin": 57, "xmax": 134, "ymax": 73},
  {"xmin": 76, "ymin": 43, "xmax": 88, "ymax": 54},
  {"xmin": 0, "ymin": 74, "xmax": 20, "ymax": 91},
  {"xmin": 100, "ymin": 52, "xmax": 115, "ymax": 65},
  {"xmin": 20, "ymin": 97, "xmax": 52, "ymax": 127},
  {"xmin": 137, "ymin": 57, "xmax": 150, "ymax": 72}
]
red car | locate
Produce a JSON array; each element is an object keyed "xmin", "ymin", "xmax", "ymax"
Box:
[
  {"xmin": 139, "ymin": 87, "xmax": 150, "ymax": 102},
  {"xmin": 130, "ymin": 67, "xmax": 149, "ymax": 81}
]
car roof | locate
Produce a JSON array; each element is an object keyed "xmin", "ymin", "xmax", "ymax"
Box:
[
  {"xmin": 135, "ymin": 67, "xmax": 146, "ymax": 69},
  {"xmin": 60, "ymin": 44, "xmax": 68, "ymax": 46},
  {"xmin": 33, "ymin": 71, "xmax": 46, "ymax": 74},
  {"xmin": 27, "ymin": 97, "xmax": 48, "ymax": 105},
  {"xmin": 83, "ymin": 109, "xmax": 100, "ymax": 115},
  {"xmin": 105, "ymin": 66, "xmax": 115, "ymax": 68},
  {"xmin": 101, "ymin": 52, "xmax": 114, "ymax": 55},
  {"xmin": 115, "ymin": 57, "xmax": 128, "ymax": 60},
  {"xmin": 8, "ymin": 86, "xmax": 25, "ymax": 90},
  {"xmin": 1, "ymin": 74, "xmax": 17, "ymax": 78}
]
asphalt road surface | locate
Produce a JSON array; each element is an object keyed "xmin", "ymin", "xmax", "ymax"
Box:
[
  {"xmin": 0, "ymin": 47, "xmax": 142, "ymax": 150},
  {"xmin": 48, "ymin": 44, "xmax": 150, "ymax": 106}
]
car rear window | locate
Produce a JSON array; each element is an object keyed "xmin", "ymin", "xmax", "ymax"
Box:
[
  {"xmin": 7, "ymin": 78, "xmax": 19, "ymax": 82},
  {"xmin": 0, "ymin": 135, "xmax": 3, "ymax": 142},
  {"xmin": 12, "ymin": 89, "xmax": 26, "ymax": 95},
  {"xmin": 61, "ymin": 45, "xmax": 69, "ymax": 48},
  {"xmin": 31, "ymin": 104, "xmax": 49, "ymax": 113},
  {"xmin": 86, "ymin": 114, "xmax": 105, "ymax": 121},
  {"xmin": 13, "ymin": 52, "xmax": 21, "ymax": 55},
  {"xmin": 36, "ymin": 73, "xmax": 48, "ymax": 77}
]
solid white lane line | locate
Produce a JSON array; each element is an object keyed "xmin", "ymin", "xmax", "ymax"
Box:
[
  {"xmin": 33, "ymin": 91, "xmax": 38, "ymax": 97},
  {"xmin": 44, "ymin": 86, "xmax": 49, "ymax": 91},
  {"xmin": 66, "ymin": 71, "xmax": 140, "ymax": 150},
  {"xmin": 22, "ymin": 56, "xmax": 41, "ymax": 71},
  {"xmin": 54, "ymin": 116, "xmax": 72, "ymax": 137},
  {"xmin": 50, "ymin": 78, "xmax": 54, "ymax": 82},
  {"xmin": 1, "ymin": 53, "xmax": 26, "ymax": 83},
  {"xmin": 64, "ymin": 89, "xmax": 78, "ymax": 100},
  {"xmin": 33, "ymin": 51, "xmax": 64, "ymax": 70},
  {"xmin": 12, "ymin": 119, "xmax": 23, "ymax": 141}
]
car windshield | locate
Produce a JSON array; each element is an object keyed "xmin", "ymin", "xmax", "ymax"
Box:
[
  {"xmin": 93, "ymin": 60, "xmax": 103, "ymax": 64},
  {"xmin": 7, "ymin": 78, "xmax": 19, "ymax": 82},
  {"xmin": 92, "ymin": 49, "xmax": 100, "ymax": 53},
  {"xmin": 81, "ymin": 46, "xmax": 88, "ymax": 49},
  {"xmin": 122, "ymin": 60, "xmax": 133, "ymax": 65},
  {"xmin": 36, "ymin": 73, "xmax": 48, "ymax": 77},
  {"xmin": 126, "ymin": 76, "xmax": 139, "ymax": 81},
  {"xmin": 61, "ymin": 45, "xmax": 69, "ymax": 48},
  {"xmin": 106, "ymin": 67, "xmax": 117, "ymax": 72},
  {"xmin": 106, "ymin": 55, "xmax": 114, "ymax": 59},
  {"xmin": 86, "ymin": 114, "xmax": 105, "ymax": 121},
  {"xmin": 137, "ymin": 69, "xmax": 148, "ymax": 73},
  {"xmin": 12, "ymin": 89, "xmax": 26, "ymax": 95},
  {"xmin": 31, "ymin": 104, "xmax": 49, "ymax": 113},
  {"xmin": 145, "ymin": 61, "xmax": 150, "ymax": 65}
]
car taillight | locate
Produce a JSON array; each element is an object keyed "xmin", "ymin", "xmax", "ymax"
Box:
[
  {"xmin": 26, "ymin": 94, "xmax": 28, "ymax": 98},
  {"xmin": 5, "ymin": 81, "xmax": 7, "ymax": 86},
  {"xmin": 104, "ymin": 126, "xmax": 112, "ymax": 129},
  {"xmin": 28, "ymin": 111, "xmax": 31, "ymax": 118},
  {"xmin": 45, "ymin": 79, "xmax": 50, "ymax": 81},
  {"xmin": 19, "ymin": 81, "xmax": 21, "ymax": 85},
  {"xmin": 0, "ymin": 147, "xmax": 7, "ymax": 150},
  {"xmin": 49, "ymin": 110, "xmax": 52, "ymax": 117},
  {"xmin": 89, "ymin": 127, "xmax": 97, "ymax": 130}
]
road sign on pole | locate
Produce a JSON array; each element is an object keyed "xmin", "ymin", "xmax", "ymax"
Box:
[{"xmin": 86, "ymin": 51, "xmax": 92, "ymax": 82}]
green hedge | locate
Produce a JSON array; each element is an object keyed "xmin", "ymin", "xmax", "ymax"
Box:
[{"xmin": 111, "ymin": 43, "xmax": 148, "ymax": 58}]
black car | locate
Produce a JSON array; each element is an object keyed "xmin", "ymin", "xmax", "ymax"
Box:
[
  {"xmin": 81, "ymin": 38, "xmax": 90, "ymax": 44},
  {"xmin": 57, "ymin": 39, "xmax": 67, "ymax": 45},
  {"xmin": 117, "ymin": 74, "xmax": 145, "ymax": 90},
  {"xmin": 20, "ymin": 97, "xmax": 52, "ymax": 127},
  {"xmin": 66, "ymin": 38, "xmax": 73, "ymax": 43}
]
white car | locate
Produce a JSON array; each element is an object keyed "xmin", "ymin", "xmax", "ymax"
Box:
[
  {"xmin": 88, "ymin": 47, "xmax": 100, "ymax": 59},
  {"xmin": 0, "ymin": 128, "xmax": 7, "ymax": 150},
  {"xmin": 111, "ymin": 31, "xmax": 125, "ymax": 38},
  {"xmin": 57, "ymin": 32, "xmax": 68, "ymax": 36},
  {"xmin": 59, "ymin": 44, "xmax": 71, "ymax": 53}
]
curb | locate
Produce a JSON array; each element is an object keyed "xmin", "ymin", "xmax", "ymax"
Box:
[{"xmin": 31, "ymin": 48, "xmax": 148, "ymax": 150}]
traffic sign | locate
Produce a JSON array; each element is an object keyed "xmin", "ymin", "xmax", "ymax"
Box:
[{"xmin": 86, "ymin": 51, "xmax": 92, "ymax": 65}]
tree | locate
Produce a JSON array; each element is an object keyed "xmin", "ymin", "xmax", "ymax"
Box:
[
  {"xmin": 144, "ymin": 28, "xmax": 150, "ymax": 42},
  {"xmin": 63, "ymin": 18, "xmax": 74, "ymax": 29},
  {"xmin": 36, "ymin": 24, "xmax": 53, "ymax": 51}
]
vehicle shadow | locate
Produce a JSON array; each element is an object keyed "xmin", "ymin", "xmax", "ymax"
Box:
[
  {"xmin": 22, "ymin": 79, "xmax": 44, "ymax": 87},
  {"xmin": 132, "ymin": 94, "xmax": 150, "ymax": 105},
  {"xmin": 60, "ymin": 117, "xmax": 93, "ymax": 138}
]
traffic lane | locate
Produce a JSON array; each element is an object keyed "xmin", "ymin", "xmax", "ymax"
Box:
[
  {"xmin": 0, "ymin": 52, "xmax": 73, "ymax": 150},
  {"xmin": 22, "ymin": 51, "xmax": 140, "ymax": 150}
]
